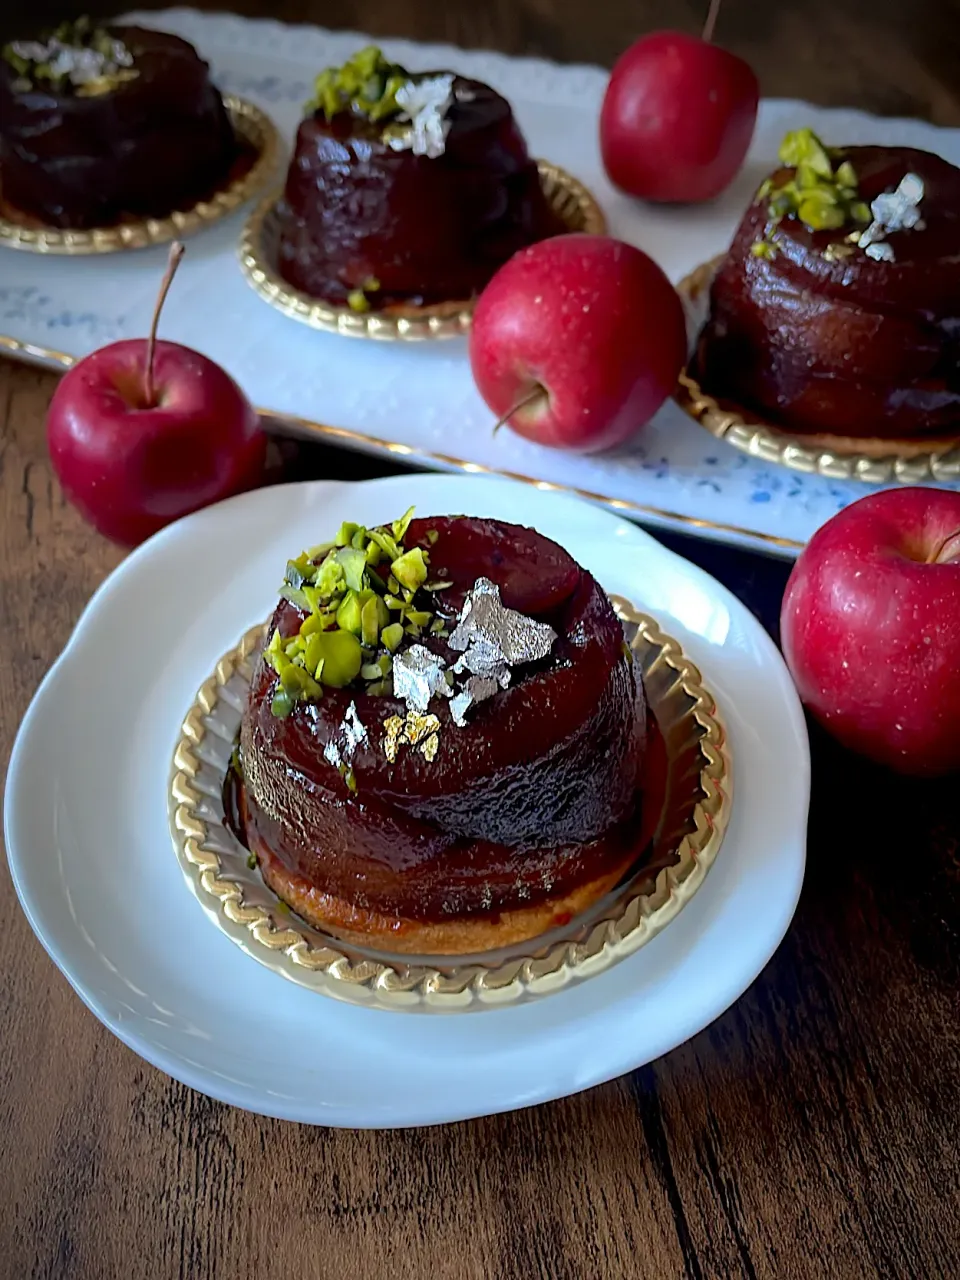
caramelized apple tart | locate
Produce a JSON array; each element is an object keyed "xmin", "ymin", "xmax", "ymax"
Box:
[
  {"xmin": 276, "ymin": 46, "xmax": 565, "ymax": 310},
  {"xmin": 694, "ymin": 128, "xmax": 960, "ymax": 439},
  {"xmin": 0, "ymin": 17, "xmax": 239, "ymax": 229},
  {"xmin": 227, "ymin": 509, "xmax": 657, "ymax": 954}
]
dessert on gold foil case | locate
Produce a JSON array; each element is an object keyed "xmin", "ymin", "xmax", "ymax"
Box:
[
  {"xmin": 239, "ymin": 45, "xmax": 605, "ymax": 339},
  {"xmin": 0, "ymin": 17, "xmax": 279, "ymax": 252},
  {"xmin": 677, "ymin": 128, "xmax": 960, "ymax": 481},
  {"xmin": 170, "ymin": 502, "xmax": 731, "ymax": 1009}
]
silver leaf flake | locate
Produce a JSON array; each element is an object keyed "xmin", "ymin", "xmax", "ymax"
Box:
[
  {"xmin": 12, "ymin": 35, "xmax": 134, "ymax": 86},
  {"xmin": 446, "ymin": 578, "xmax": 557, "ymax": 721},
  {"xmin": 342, "ymin": 701, "xmax": 368, "ymax": 752},
  {"xmin": 449, "ymin": 675, "xmax": 503, "ymax": 727},
  {"xmin": 865, "ymin": 242, "xmax": 896, "ymax": 263},
  {"xmin": 857, "ymin": 172, "xmax": 925, "ymax": 263},
  {"xmin": 387, "ymin": 73, "xmax": 454, "ymax": 158},
  {"xmin": 392, "ymin": 644, "xmax": 452, "ymax": 713},
  {"xmin": 449, "ymin": 577, "xmax": 557, "ymax": 671},
  {"xmin": 324, "ymin": 700, "xmax": 368, "ymax": 771}
]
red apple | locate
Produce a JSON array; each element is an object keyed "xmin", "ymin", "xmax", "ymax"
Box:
[
  {"xmin": 469, "ymin": 234, "xmax": 686, "ymax": 454},
  {"xmin": 600, "ymin": 4, "xmax": 759, "ymax": 204},
  {"xmin": 47, "ymin": 243, "xmax": 265, "ymax": 547},
  {"xmin": 781, "ymin": 488, "xmax": 960, "ymax": 776}
]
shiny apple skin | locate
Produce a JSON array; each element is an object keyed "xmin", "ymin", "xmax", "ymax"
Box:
[
  {"xmin": 47, "ymin": 338, "xmax": 266, "ymax": 546},
  {"xmin": 469, "ymin": 233, "xmax": 687, "ymax": 454},
  {"xmin": 781, "ymin": 488, "xmax": 960, "ymax": 776},
  {"xmin": 600, "ymin": 31, "xmax": 759, "ymax": 204}
]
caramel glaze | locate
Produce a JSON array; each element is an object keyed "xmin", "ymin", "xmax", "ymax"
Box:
[
  {"xmin": 236, "ymin": 517, "xmax": 648, "ymax": 925},
  {"xmin": 696, "ymin": 146, "xmax": 960, "ymax": 438},
  {"xmin": 0, "ymin": 27, "xmax": 237, "ymax": 228},
  {"xmin": 276, "ymin": 77, "xmax": 566, "ymax": 307}
]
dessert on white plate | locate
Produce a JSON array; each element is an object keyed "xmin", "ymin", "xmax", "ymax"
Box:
[{"xmin": 4, "ymin": 474, "xmax": 809, "ymax": 1126}]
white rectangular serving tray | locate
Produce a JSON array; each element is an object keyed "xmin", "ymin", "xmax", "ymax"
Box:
[{"xmin": 3, "ymin": 7, "xmax": 959, "ymax": 556}]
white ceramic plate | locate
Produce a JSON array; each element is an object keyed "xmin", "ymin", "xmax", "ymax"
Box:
[{"xmin": 4, "ymin": 475, "xmax": 809, "ymax": 1127}]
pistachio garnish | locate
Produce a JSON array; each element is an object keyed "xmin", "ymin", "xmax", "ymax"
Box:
[
  {"xmin": 304, "ymin": 48, "xmax": 455, "ymax": 158},
  {"xmin": 305, "ymin": 45, "xmax": 409, "ymax": 123},
  {"xmin": 263, "ymin": 506, "xmax": 452, "ymax": 716},
  {"xmin": 751, "ymin": 127, "xmax": 872, "ymax": 258},
  {"xmin": 3, "ymin": 17, "xmax": 138, "ymax": 94},
  {"xmin": 346, "ymin": 276, "xmax": 381, "ymax": 313}
]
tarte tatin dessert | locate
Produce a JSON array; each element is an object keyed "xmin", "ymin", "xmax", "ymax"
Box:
[
  {"xmin": 694, "ymin": 129, "xmax": 960, "ymax": 439},
  {"xmin": 0, "ymin": 18, "xmax": 239, "ymax": 228},
  {"xmin": 276, "ymin": 46, "xmax": 566, "ymax": 311},
  {"xmin": 227, "ymin": 509, "xmax": 658, "ymax": 954}
]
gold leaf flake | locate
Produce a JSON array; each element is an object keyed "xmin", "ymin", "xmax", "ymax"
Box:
[
  {"xmin": 383, "ymin": 715, "xmax": 404, "ymax": 763},
  {"xmin": 382, "ymin": 711, "xmax": 441, "ymax": 762}
]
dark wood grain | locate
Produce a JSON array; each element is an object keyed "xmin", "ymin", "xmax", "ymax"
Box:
[
  {"xmin": 2, "ymin": 4, "xmax": 960, "ymax": 1279},
  {"xmin": 4, "ymin": 0, "xmax": 960, "ymax": 124}
]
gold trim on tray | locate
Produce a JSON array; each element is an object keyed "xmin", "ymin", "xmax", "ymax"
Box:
[
  {"xmin": 237, "ymin": 159, "xmax": 607, "ymax": 341},
  {"xmin": 0, "ymin": 96, "xmax": 282, "ymax": 255},
  {"xmin": 675, "ymin": 258, "xmax": 960, "ymax": 485},
  {"xmin": 168, "ymin": 598, "xmax": 731, "ymax": 1012},
  {"xmin": 0, "ymin": 330, "xmax": 807, "ymax": 554}
]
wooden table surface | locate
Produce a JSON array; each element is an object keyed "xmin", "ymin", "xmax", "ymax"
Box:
[{"xmin": 2, "ymin": 4, "xmax": 960, "ymax": 1278}]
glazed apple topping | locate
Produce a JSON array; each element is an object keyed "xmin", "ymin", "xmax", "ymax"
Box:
[
  {"xmin": 3, "ymin": 17, "xmax": 138, "ymax": 96},
  {"xmin": 304, "ymin": 45, "xmax": 455, "ymax": 158}
]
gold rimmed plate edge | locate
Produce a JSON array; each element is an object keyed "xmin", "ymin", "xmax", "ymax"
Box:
[{"xmin": 0, "ymin": 330, "xmax": 806, "ymax": 555}]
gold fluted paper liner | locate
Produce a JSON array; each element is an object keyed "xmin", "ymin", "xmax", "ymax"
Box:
[
  {"xmin": 674, "ymin": 257, "xmax": 960, "ymax": 485},
  {"xmin": 168, "ymin": 596, "xmax": 731, "ymax": 1012},
  {"xmin": 0, "ymin": 96, "xmax": 281, "ymax": 255},
  {"xmin": 238, "ymin": 159, "xmax": 606, "ymax": 341}
]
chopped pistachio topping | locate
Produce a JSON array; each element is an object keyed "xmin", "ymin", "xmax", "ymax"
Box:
[
  {"xmin": 3, "ymin": 17, "xmax": 138, "ymax": 94},
  {"xmin": 305, "ymin": 45, "xmax": 409, "ymax": 122},
  {"xmin": 304, "ymin": 47, "xmax": 454, "ymax": 159},
  {"xmin": 346, "ymin": 276, "xmax": 382, "ymax": 313},
  {"xmin": 263, "ymin": 506, "xmax": 452, "ymax": 716},
  {"xmin": 751, "ymin": 127, "xmax": 872, "ymax": 259}
]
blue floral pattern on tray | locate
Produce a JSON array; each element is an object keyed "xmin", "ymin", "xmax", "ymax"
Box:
[{"xmin": 0, "ymin": 287, "xmax": 124, "ymax": 343}]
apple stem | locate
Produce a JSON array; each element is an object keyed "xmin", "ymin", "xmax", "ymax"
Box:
[
  {"xmin": 701, "ymin": 0, "xmax": 722, "ymax": 43},
  {"xmin": 143, "ymin": 240, "xmax": 185, "ymax": 408},
  {"xmin": 931, "ymin": 528, "xmax": 960, "ymax": 564},
  {"xmin": 492, "ymin": 385, "xmax": 548, "ymax": 437}
]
